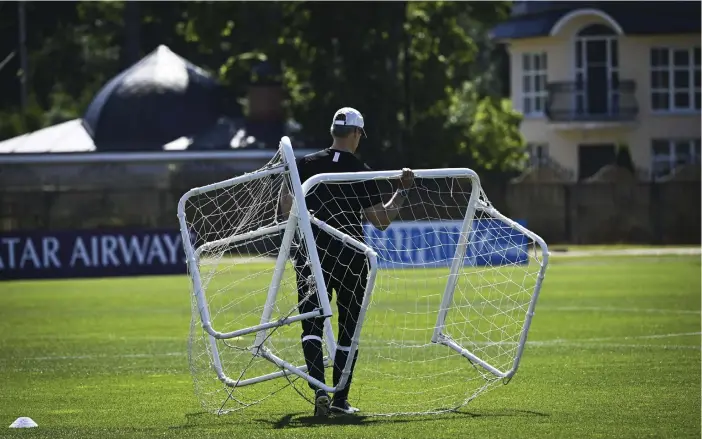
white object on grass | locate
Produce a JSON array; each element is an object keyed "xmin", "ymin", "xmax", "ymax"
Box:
[{"xmin": 9, "ymin": 417, "xmax": 38, "ymax": 428}]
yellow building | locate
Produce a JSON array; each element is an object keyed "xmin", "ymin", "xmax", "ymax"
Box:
[{"xmin": 491, "ymin": 1, "xmax": 701, "ymax": 181}]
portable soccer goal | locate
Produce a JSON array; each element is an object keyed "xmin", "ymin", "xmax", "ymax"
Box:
[{"xmin": 177, "ymin": 136, "xmax": 549, "ymax": 416}]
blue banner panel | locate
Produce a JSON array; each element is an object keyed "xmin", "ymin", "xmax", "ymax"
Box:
[
  {"xmin": 0, "ymin": 229, "xmax": 186, "ymax": 281},
  {"xmin": 363, "ymin": 220, "xmax": 529, "ymax": 269}
]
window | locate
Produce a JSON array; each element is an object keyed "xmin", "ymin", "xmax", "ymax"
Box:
[
  {"xmin": 575, "ymin": 25, "xmax": 619, "ymax": 115},
  {"xmin": 522, "ymin": 53, "xmax": 547, "ymax": 115},
  {"xmin": 651, "ymin": 138, "xmax": 701, "ymax": 179},
  {"xmin": 526, "ymin": 143, "xmax": 549, "ymax": 166},
  {"xmin": 650, "ymin": 47, "xmax": 701, "ymax": 111}
]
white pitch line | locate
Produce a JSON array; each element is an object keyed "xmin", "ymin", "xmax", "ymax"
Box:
[
  {"xmin": 621, "ymin": 331, "xmax": 701, "ymax": 340},
  {"xmin": 3, "ymin": 343, "xmax": 698, "ymax": 363},
  {"xmin": 553, "ymin": 331, "xmax": 702, "ymax": 343},
  {"xmin": 539, "ymin": 343, "xmax": 699, "ymax": 351},
  {"xmin": 540, "ymin": 306, "xmax": 701, "ymax": 315},
  {"xmin": 551, "ymin": 247, "xmax": 701, "ymax": 257},
  {"xmin": 20, "ymin": 352, "xmax": 186, "ymax": 361}
]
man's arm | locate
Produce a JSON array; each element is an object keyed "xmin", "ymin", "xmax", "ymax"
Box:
[
  {"xmin": 363, "ymin": 168, "xmax": 414, "ymax": 231},
  {"xmin": 279, "ymin": 184, "xmax": 294, "ymax": 217},
  {"xmin": 280, "ymin": 158, "xmax": 305, "ymax": 218}
]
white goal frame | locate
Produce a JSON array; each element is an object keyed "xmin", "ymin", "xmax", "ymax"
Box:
[
  {"xmin": 176, "ymin": 137, "xmax": 375, "ymax": 393},
  {"xmin": 301, "ymin": 169, "xmax": 549, "ymax": 380},
  {"xmin": 178, "ymin": 136, "xmax": 550, "ymax": 400}
]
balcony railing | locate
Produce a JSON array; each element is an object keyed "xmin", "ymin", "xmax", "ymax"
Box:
[{"xmin": 545, "ymin": 80, "xmax": 639, "ymax": 123}]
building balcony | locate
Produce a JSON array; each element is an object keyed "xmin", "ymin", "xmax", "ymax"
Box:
[{"xmin": 545, "ymin": 80, "xmax": 638, "ymax": 129}]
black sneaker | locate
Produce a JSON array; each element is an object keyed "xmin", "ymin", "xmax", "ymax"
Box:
[
  {"xmin": 330, "ymin": 399, "xmax": 360, "ymax": 415},
  {"xmin": 314, "ymin": 389, "xmax": 330, "ymax": 417}
]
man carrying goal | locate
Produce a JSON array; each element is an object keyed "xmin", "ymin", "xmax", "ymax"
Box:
[{"xmin": 280, "ymin": 107, "xmax": 415, "ymax": 416}]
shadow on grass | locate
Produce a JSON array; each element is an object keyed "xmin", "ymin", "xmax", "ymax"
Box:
[
  {"xmin": 172, "ymin": 408, "xmax": 549, "ymax": 431},
  {"xmin": 258, "ymin": 408, "xmax": 549, "ymax": 429}
]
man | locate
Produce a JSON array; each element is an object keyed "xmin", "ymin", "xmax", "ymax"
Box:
[{"xmin": 279, "ymin": 107, "xmax": 414, "ymax": 416}]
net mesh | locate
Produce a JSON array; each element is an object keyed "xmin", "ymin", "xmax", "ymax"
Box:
[
  {"xmin": 303, "ymin": 175, "xmax": 545, "ymax": 415},
  {"xmin": 181, "ymin": 150, "xmax": 547, "ymax": 416},
  {"xmin": 182, "ymin": 152, "xmax": 322, "ymax": 414}
]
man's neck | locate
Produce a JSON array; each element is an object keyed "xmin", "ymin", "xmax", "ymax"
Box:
[{"xmin": 330, "ymin": 142, "xmax": 355, "ymax": 154}]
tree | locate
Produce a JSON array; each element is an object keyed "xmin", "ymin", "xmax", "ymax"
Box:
[
  {"xmin": 0, "ymin": 2, "xmax": 123, "ymax": 138},
  {"xmin": 272, "ymin": 1, "xmax": 524, "ymax": 173},
  {"xmin": 272, "ymin": 2, "xmax": 406, "ymax": 161},
  {"xmin": 399, "ymin": 1, "xmax": 525, "ymax": 172}
]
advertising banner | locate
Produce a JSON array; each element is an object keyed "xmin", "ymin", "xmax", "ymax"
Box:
[
  {"xmin": 363, "ymin": 220, "xmax": 529, "ymax": 269},
  {"xmin": 0, "ymin": 229, "xmax": 186, "ymax": 281}
]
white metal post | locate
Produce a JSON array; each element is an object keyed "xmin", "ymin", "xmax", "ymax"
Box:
[
  {"xmin": 253, "ymin": 211, "xmax": 299, "ymax": 350},
  {"xmin": 260, "ymin": 350, "xmax": 336, "ymax": 393},
  {"xmin": 478, "ymin": 203, "xmax": 550, "ymax": 378},
  {"xmin": 301, "ymin": 168, "xmax": 480, "ymax": 190},
  {"xmin": 279, "ymin": 137, "xmax": 336, "ymax": 353},
  {"xmin": 177, "ymin": 189, "xmax": 227, "ymax": 382},
  {"xmin": 431, "ymin": 174, "xmax": 482, "ymax": 343}
]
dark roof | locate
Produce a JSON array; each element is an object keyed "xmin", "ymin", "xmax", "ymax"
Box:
[
  {"xmin": 82, "ymin": 45, "xmax": 226, "ymax": 151},
  {"xmin": 491, "ymin": 1, "xmax": 701, "ymax": 40},
  {"xmin": 490, "ymin": 8, "xmax": 568, "ymax": 40}
]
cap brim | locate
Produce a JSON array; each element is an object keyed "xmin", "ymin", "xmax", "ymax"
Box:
[{"xmin": 361, "ymin": 127, "xmax": 367, "ymax": 138}]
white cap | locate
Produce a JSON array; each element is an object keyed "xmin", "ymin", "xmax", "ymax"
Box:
[{"xmin": 331, "ymin": 107, "xmax": 366, "ymax": 137}]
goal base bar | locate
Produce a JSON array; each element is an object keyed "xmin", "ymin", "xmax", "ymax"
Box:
[
  {"xmin": 260, "ymin": 349, "xmax": 339, "ymax": 393},
  {"xmin": 435, "ymin": 334, "xmax": 513, "ymax": 379},
  {"xmin": 203, "ymin": 308, "xmax": 327, "ymax": 340},
  {"xmin": 226, "ymin": 356, "xmax": 332, "ymax": 387}
]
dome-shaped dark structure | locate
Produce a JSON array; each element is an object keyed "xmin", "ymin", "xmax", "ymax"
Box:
[{"xmin": 82, "ymin": 45, "xmax": 223, "ymax": 151}]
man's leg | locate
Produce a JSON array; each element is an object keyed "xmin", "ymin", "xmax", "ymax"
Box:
[
  {"xmin": 295, "ymin": 255, "xmax": 335, "ymax": 417},
  {"xmin": 330, "ymin": 256, "xmax": 367, "ymax": 414},
  {"xmin": 295, "ymin": 261, "xmax": 327, "ymax": 391}
]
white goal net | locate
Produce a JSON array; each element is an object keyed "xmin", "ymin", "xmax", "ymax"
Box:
[{"xmin": 178, "ymin": 137, "xmax": 549, "ymax": 416}]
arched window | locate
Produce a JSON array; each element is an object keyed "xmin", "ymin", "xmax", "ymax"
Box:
[
  {"xmin": 577, "ymin": 24, "xmax": 617, "ymax": 37},
  {"xmin": 575, "ymin": 23, "xmax": 619, "ymax": 115}
]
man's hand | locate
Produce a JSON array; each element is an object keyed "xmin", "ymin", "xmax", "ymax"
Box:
[
  {"xmin": 364, "ymin": 168, "xmax": 415, "ymax": 231},
  {"xmin": 398, "ymin": 168, "xmax": 415, "ymax": 191}
]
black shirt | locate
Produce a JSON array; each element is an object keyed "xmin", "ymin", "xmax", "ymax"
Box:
[{"xmin": 295, "ymin": 148, "xmax": 384, "ymax": 258}]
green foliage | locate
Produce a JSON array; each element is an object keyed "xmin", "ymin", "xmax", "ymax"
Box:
[
  {"xmin": 399, "ymin": 1, "xmax": 525, "ymax": 171},
  {"xmin": 0, "ymin": 95, "xmax": 45, "ymax": 140},
  {"xmin": 441, "ymin": 82, "xmax": 526, "ymax": 172},
  {"xmin": 469, "ymin": 98, "xmax": 526, "ymax": 171}
]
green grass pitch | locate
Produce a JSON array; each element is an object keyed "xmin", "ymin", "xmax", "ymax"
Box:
[{"xmin": 0, "ymin": 254, "xmax": 699, "ymax": 438}]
